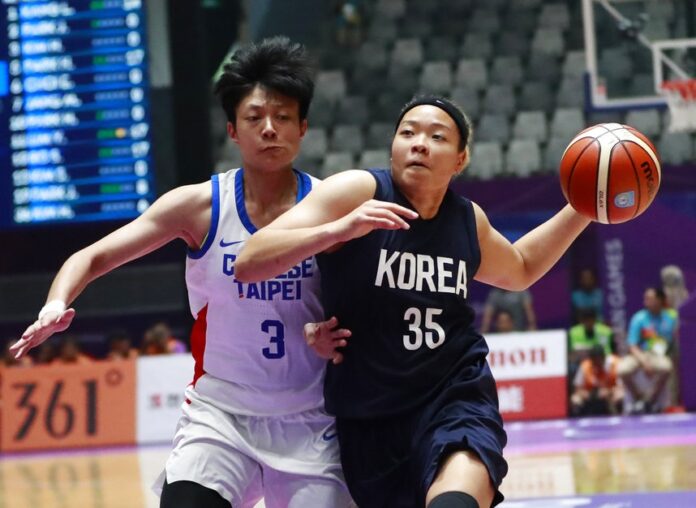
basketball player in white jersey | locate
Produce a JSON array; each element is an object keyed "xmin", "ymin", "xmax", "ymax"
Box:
[{"xmin": 10, "ymin": 37, "xmax": 352, "ymax": 508}]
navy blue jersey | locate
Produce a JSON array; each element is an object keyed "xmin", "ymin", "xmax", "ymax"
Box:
[{"xmin": 318, "ymin": 169, "xmax": 490, "ymax": 418}]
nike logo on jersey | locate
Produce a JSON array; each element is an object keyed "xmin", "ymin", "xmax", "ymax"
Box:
[
  {"xmin": 322, "ymin": 429, "xmax": 338, "ymax": 441},
  {"xmin": 220, "ymin": 239, "xmax": 244, "ymax": 247},
  {"xmin": 374, "ymin": 249, "xmax": 468, "ymax": 298}
]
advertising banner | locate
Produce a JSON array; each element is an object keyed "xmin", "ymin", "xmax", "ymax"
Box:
[
  {"xmin": 1, "ymin": 360, "xmax": 136, "ymax": 452},
  {"xmin": 487, "ymin": 330, "xmax": 568, "ymax": 421}
]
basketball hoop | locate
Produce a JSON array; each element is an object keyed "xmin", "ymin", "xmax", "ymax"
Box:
[{"xmin": 660, "ymin": 79, "xmax": 696, "ymax": 132}]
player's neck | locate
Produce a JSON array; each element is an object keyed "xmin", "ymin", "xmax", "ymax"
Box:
[
  {"xmin": 242, "ymin": 166, "xmax": 298, "ymax": 227},
  {"xmin": 399, "ymin": 185, "xmax": 448, "ymax": 220}
]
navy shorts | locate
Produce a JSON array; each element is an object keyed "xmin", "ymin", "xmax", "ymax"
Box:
[{"xmin": 336, "ymin": 359, "xmax": 507, "ymax": 507}]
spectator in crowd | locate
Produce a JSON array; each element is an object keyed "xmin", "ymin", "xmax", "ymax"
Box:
[
  {"xmin": 492, "ymin": 310, "xmax": 515, "ymax": 334},
  {"xmin": 661, "ymin": 264, "xmax": 689, "ymax": 311},
  {"xmin": 481, "ymin": 287, "xmax": 536, "ymax": 333},
  {"xmin": 34, "ymin": 341, "xmax": 56, "ymax": 365},
  {"xmin": 618, "ymin": 287, "xmax": 679, "ymax": 414},
  {"xmin": 106, "ymin": 329, "xmax": 138, "ymax": 360},
  {"xmin": 2, "ymin": 339, "xmax": 33, "ymax": 367},
  {"xmin": 568, "ymin": 308, "xmax": 614, "ymax": 366},
  {"xmin": 334, "ymin": 0, "xmax": 364, "ymax": 47},
  {"xmin": 571, "ymin": 268, "xmax": 603, "ymax": 322},
  {"xmin": 53, "ymin": 336, "xmax": 93, "ymax": 365},
  {"xmin": 141, "ymin": 322, "xmax": 187, "ymax": 355},
  {"xmin": 571, "ymin": 344, "xmax": 622, "ymax": 416}
]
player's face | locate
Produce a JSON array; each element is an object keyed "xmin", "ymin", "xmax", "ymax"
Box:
[
  {"xmin": 390, "ymin": 105, "xmax": 468, "ymax": 192},
  {"xmin": 643, "ymin": 289, "xmax": 662, "ymax": 313},
  {"xmin": 228, "ymin": 85, "xmax": 307, "ymax": 172}
]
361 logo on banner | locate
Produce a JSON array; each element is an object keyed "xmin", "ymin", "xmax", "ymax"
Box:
[{"xmin": 1, "ymin": 360, "xmax": 136, "ymax": 452}]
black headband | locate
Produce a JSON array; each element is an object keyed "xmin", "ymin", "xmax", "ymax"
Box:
[{"xmin": 395, "ymin": 95, "xmax": 469, "ymax": 146}]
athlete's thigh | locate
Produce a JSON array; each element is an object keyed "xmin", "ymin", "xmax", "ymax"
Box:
[
  {"xmin": 162, "ymin": 394, "xmax": 264, "ymax": 507},
  {"xmin": 262, "ymin": 468, "xmax": 354, "ymax": 508}
]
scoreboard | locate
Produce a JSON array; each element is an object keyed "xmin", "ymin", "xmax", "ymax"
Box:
[{"xmin": 0, "ymin": 0, "xmax": 155, "ymax": 228}]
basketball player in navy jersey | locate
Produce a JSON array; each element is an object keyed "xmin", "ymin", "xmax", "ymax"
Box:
[
  {"xmin": 236, "ymin": 95, "xmax": 592, "ymax": 508},
  {"xmin": 10, "ymin": 37, "xmax": 353, "ymax": 508}
]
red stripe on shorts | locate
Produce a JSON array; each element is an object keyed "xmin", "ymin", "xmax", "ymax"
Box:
[{"xmin": 190, "ymin": 303, "xmax": 208, "ymax": 386}]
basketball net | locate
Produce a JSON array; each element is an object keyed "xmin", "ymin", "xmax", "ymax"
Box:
[{"xmin": 660, "ymin": 79, "xmax": 696, "ymax": 133}]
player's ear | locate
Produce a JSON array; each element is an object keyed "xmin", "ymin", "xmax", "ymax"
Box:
[
  {"xmin": 227, "ymin": 121, "xmax": 240, "ymax": 144},
  {"xmin": 455, "ymin": 147, "xmax": 470, "ymax": 176},
  {"xmin": 299, "ymin": 118, "xmax": 308, "ymax": 138}
]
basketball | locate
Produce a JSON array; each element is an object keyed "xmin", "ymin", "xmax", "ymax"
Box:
[{"xmin": 559, "ymin": 123, "xmax": 661, "ymax": 224}]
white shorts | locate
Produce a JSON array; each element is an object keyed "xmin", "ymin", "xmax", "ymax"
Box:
[{"xmin": 153, "ymin": 386, "xmax": 352, "ymax": 508}]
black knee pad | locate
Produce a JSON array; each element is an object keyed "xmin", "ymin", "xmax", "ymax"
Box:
[
  {"xmin": 160, "ymin": 480, "xmax": 230, "ymax": 508},
  {"xmin": 428, "ymin": 491, "xmax": 479, "ymax": 508}
]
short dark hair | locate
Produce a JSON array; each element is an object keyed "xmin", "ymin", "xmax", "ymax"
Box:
[
  {"xmin": 396, "ymin": 94, "xmax": 472, "ymax": 151},
  {"xmin": 646, "ymin": 286, "xmax": 667, "ymax": 303},
  {"xmin": 214, "ymin": 36, "xmax": 314, "ymax": 124}
]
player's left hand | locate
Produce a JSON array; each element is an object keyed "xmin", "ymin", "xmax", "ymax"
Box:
[{"xmin": 304, "ymin": 316, "xmax": 351, "ymax": 364}]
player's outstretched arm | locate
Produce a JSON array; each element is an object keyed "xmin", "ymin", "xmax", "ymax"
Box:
[
  {"xmin": 10, "ymin": 184, "xmax": 210, "ymax": 359},
  {"xmin": 235, "ymin": 170, "xmax": 418, "ymax": 282},
  {"xmin": 474, "ymin": 203, "xmax": 591, "ymax": 291}
]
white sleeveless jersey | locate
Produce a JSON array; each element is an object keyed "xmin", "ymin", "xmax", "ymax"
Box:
[{"xmin": 185, "ymin": 168, "xmax": 326, "ymax": 416}]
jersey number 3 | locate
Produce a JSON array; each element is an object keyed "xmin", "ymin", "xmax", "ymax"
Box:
[
  {"xmin": 403, "ymin": 307, "xmax": 445, "ymax": 350},
  {"xmin": 262, "ymin": 320, "xmax": 285, "ymax": 359}
]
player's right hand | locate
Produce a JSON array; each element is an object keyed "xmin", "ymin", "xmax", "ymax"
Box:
[
  {"xmin": 304, "ymin": 316, "xmax": 352, "ymax": 364},
  {"xmin": 331, "ymin": 199, "xmax": 418, "ymax": 243},
  {"xmin": 10, "ymin": 308, "xmax": 76, "ymax": 359}
]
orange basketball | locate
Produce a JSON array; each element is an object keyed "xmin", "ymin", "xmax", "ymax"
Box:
[{"xmin": 559, "ymin": 123, "xmax": 661, "ymax": 224}]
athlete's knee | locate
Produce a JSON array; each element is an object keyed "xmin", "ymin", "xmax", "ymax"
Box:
[
  {"xmin": 160, "ymin": 479, "xmax": 231, "ymax": 508},
  {"xmin": 428, "ymin": 491, "xmax": 479, "ymax": 508}
]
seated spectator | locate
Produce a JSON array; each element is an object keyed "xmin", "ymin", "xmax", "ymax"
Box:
[
  {"xmin": 35, "ymin": 341, "xmax": 56, "ymax": 365},
  {"xmin": 618, "ymin": 287, "xmax": 679, "ymax": 414},
  {"xmin": 106, "ymin": 329, "xmax": 138, "ymax": 360},
  {"xmin": 661, "ymin": 264, "xmax": 689, "ymax": 311},
  {"xmin": 571, "ymin": 268, "xmax": 603, "ymax": 322},
  {"xmin": 568, "ymin": 308, "xmax": 614, "ymax": 366},
  {"xmin": 492, "ymin": 310, "xmax": 516, "ymax": 333},
  {"xmin": 571, "ymin": 345, "xmax": 622, "ymax": 416},
  {"xmin": 141, "ymin": 322, "xmax": 187, "ymax": 355},
  {"xmin": 481, "ymin": 288, "xmax": 537, "ymax": 333},
  {"xmin": 2, "ymin": 339, "xmax": 33, "ymax": 367},
  {"xmin": 53, "ymin": 336, "xmax": 94, "ymax": 365}
]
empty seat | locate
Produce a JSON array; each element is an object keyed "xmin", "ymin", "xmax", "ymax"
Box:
[
  {"xmin": 419, "ymin": 61, "xmax": 453, "ymax": 94},
  {"xmin": 308, "ymin": 96, "xmax": 336, "ymax": 129},
  {"xmin": 502, "ymin": 7, "xmax": 537, "ymax": 34},
  {"xmin": 658, "ymin": 132, "xmax": 694, "ymax": 165},
  {"xmin": 470, "ymin": 141, "xmax": 503, "ymax": 180},
  {"xmin": 322, "ymin": 151, "xmax": 354, "ymax": 178},
  {"xmin": 400, "ymin": 18, "xmax": 432, "ymax": 38},
  {"xmin": 424, "ymin": 35, "xmax": 460, "ymax": 64},
  {"xmin": 490, "ymin": 56, "xmax": 524, "ymax": 86},
  {"xmin": 467, "ymin": 8, "xmax": 501, "ymax": 33},
  {"xmin": 366, "ymin": 122, "xmax": 395, "ymax": 149},
  {"xmin": 476, "ymin": 113, "xmax": 510, "ymax": 143},
  {"xmin": 512, "ymin": 111, "xmax": 548, "ymax": 142},
  {"xmin": 330, "ymin": 124, "xmax": 364, "ymax": 154},
  {"xmin": 359, "ymin": 149, "xmax": 391, "ymax": 169},
  {"xmin": 483, "ymin": 84, "xmax": 516, "ymax": 116},
  {"xmin": 505, "ymin": 139, "xmax": 541, "ymax": 177},
  {"xmin": 336, "ymin": 96, "xmax": 370, "ymax": 126},
  {"xmin": 562, "ymin": 50, "xmax": 586, "ymax": 79},
  {"xmin": 375, "ymin": 0, "xmax": 406, "ymax": 19},
  {"xmin": 299, "ymin": 128, "xmax": 328, "ymax": 161},
  {"xmin": 538, "ymin": 3, "xmax": 570, "ymax": 30},
  {"xmin": 519, "ymin": 81, "xmax": 555, "ymax": 113},
  {"xmin": 315, "ymin": 70, "xmax": 347, "ymax": 102},
  {"xmin": 454, "ymin": 58, "xmax": 487, "ymax": 90},
  {"xmin": 556, "ymin": 77, "xmax": 586, "ymax": 108},
  {"xmin": 391, "ymin": 38, "xmax": 424, "ymax": 69},
  {"xmin": 459, "ymin": 33, "xmax": 493, "ymax": 60},
  {"xmin": 543, "ymin": 136, "xmax": 570, "ymax": 172},
  {"xmin": 526, "ymin": 52, "xmax": 561, "ymax": 83},
  {"xmin": 625, "ymin": 109, "xmax": 662, "ymax": 138},
  {"xmin": 531, "ymin": 28, "xmax": 565, "ymax": 56},
  {"xmin": 599, "ymin": 48, "xmax": 633, "ymax": 82},
  {"xmin": 550, "ymin": 108, "xmax": 585, "ymax": 141},
  {"xmin": 450, "ymin": 86, "xmax": 481, "ymax": 120},
  {"xmin": 496, "ymin": 32, "xmax": 531, "ymax": 57},
  {"xmin": 356, "ymin": 41, "xmax": 388, "ymax": 72},
  {"xmin": 367, "ymin": 18, "xmax": 398, "ymax": 44}
]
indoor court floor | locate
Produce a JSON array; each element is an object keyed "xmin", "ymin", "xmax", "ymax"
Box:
[{"xmin": 1, "ymin": 413, "xmax": 695, "ymax": 507}]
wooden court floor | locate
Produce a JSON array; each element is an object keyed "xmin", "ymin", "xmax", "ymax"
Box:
[{"xmin": 2, "ymin": 414, "xmax": 695, "ymax": 507}]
